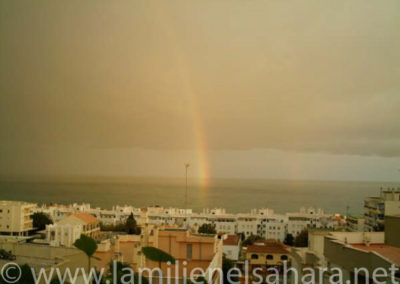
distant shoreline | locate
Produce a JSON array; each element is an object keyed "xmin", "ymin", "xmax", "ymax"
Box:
[{"xmin": 0, "ymin": 175, "xmax": 396, "ymax": 185}]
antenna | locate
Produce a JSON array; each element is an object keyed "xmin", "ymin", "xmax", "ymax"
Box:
[{"xmin": 185, "ymin": 163, "xmax": 190, "ymax": 210}]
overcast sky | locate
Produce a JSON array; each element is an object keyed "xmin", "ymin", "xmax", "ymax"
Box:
[{"xmin": 1, "ymin": 0, "xmax": 399, "ymax": 182}]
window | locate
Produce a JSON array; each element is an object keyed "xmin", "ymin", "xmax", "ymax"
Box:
[
  {"xmin": 281, "ymin": 255, "xmax": 288, "ymax": 260},
  {"xmin": 266, "ymin": 255, "xmax": 273, "ymax": 260},
  {"xmin": 186, "ymin": 244, "xmax": 192, "ymax": 260},
  {"xmin": 251, "ymin": 254, "xmax": 259, "ymax": 260}
]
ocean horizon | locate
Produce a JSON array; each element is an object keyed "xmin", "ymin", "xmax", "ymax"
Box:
[{"xmin": 0, "ymin": 177, "xmax": 398, "ymax": 215}]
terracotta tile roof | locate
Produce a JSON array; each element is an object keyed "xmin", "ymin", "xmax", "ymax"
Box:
[
  {"xmin": 351, "ymin": 244, "xmax": 400, "ymax": 266},
  {"xmin": 247, "ymin": 243, "xmax": 289, "ymax": 254},
  {"xmin": 224, "ymin": 235, "xmax": 240, "ymax": 246},
  {"xmin": 73, "ymin": 212, "xmax": 99, "ymax": 224}
]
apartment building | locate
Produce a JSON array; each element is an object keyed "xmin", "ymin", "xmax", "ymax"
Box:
[
  {"xmin": 38, "ymin": 202, "xmax": 335, "ymax": 242},
  {"xmin": 346, "ymin": 215, "xmax": 365, "ymax": 232},
  {"xmin": 287, "ymin": 207, "xmax": 334, "ymax": 236},
  {"xmin": 0, "ymin": 201, "xmax": 36, "ymax": 236},
  {"xmin": 364, "ymin": 188, "xmax": 400, "ymax": 231},
  {"xmin": 290, "ymin": 219, "xmax": 400, "ymax": 284},
  {"xmin": 36, "ymin": 203, "xmax": 142, "ymax": 225},
  {"xmin": 258, "ymin": 215, "xmax": 288, "ymax": 241},
  {"xmin": 324, "ymin": 226, "xmax": 400, "ymax": 283},
  {"xmin": 210, "ymin": 216, "xmax": 237, "ymax": 235},
  {"xmin": 290, "ymin": 229, "xmax": 335, "ymax": 283},
  {"xmin": 237, "ymin": 215, "xmax": 258, "ymax": 237}
]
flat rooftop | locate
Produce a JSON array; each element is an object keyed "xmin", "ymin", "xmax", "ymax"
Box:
[{"xmin": 0, "ymin": 200, "xmax": 36, "ymax": 206}]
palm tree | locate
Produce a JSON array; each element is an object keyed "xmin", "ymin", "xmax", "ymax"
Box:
[
  {"xmin": 141, "ymin": 247, "xmax": 175, "ymax": 269},
  {"xmin": 74, "ymin": 234, "xmax": 99, "ymax": 272}
]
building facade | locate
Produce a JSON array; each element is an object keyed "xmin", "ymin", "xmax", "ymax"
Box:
[
  {"xmin": 364, "ymin": 188, "xmax": 400, "ymax": 231},
  {"xmin": 223, "ymin": 234, "xmax": 241, "ymax": 261},
  {"xmin": 46, "ymin": 212, "xmax": 100, "ymax": 247},
  {"xmin": 246, "ymin": 240, "xmax": 290, "ymax": 275},
  {"xmin": 37, "ymin": 202, "xmax": 336, "ymax": 242},
  {"xmin": 0, "ymin": 201, "xmax": 36, "ymax": 236}
]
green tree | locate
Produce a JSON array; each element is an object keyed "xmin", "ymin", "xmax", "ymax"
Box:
[
  {"xmin": 141, "ymin": 247, "xmax": 176, "ymax": 269},
  {"xmin": 31, "ymin": 212, "xmax": 53, "ymax": 231},
  {"xmin": 222, "ymin": 254, "xmax": 236, "ymax": 284},
  {"xmin": 50, "ymin": 278, "xmax": 61, "ymax": 284},
  {"xmin": 294, "ymin": 229, "xmax": 308, "ymax": 247},
  {"xmin": 185, "ymin": 276, "xmax": 208, "ymax": 284},
  {"xmin": 283, "ymin": 233, "xmax": 294, "ymax": 246},
  {"xmin": 74, "ymin": 234, "xmax": 98, "ymax": 272},
  {"xmin": 126, "ymin": 213, "xmax": 140, "ymax": 235},
  {"xmin": 242, "ymin": 234, "xmax": 263, "ymax": 246},
  {"xmin": 0, "ymin": 264, "xmax": 34, "ymax": 284},
  {"xmin": 102, "ymin": 262, "xmax": 148, "ymax": 284},
  {"xmin": 374, "ymin": 223, "xmax": 385, "ymax": 232},
  {"xmin": 198, "ymin": 224, "xmax": 216, "ymax": 234}
]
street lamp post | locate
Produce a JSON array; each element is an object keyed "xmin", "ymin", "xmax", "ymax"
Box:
[
  {"xmin": 185, "ymin": 163, "xmax": 190, "ymax": 210},
  {"xmin": 184, "ymin": 163, "xmax": 190, "ymax": 229}
]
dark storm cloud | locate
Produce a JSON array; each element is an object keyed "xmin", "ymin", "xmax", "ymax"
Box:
[{"xmin": 1, "ymin": 0, "xmax": 399, "ymax": 159}]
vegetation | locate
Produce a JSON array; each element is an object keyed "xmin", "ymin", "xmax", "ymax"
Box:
[
  {"xmin": 198, "ymin": 223, "xmax": 217, "ymax": 234},
  {"xmin": 185, "ymin": 276, "xmax": 208, "ymax": 284},
  {"xmin": 283, "ymin": 233, "xmax": 294, "ymax": 246},
  {"xmin": 242, "ymin": 234, "xmax": 263, "ymax": 246},
  {"xmin": 0, "ymin": 264, "xmax": 34, "ymax": 284},
  {"xmin": 374, "ymin": 223, "xmax": 385, "ymax": 232},
  {"xmin": 141, "ymin": 246, "xmax": 176, "ymax": 268},
  {"xmin": 293, "ymin": 229, "xmax": 308, "ymax": 247},
  {"xmin": 50, "ymin": 278, "xmax": 61, "ymax": 284},
  {"xmin": 0, "ymin": 249, "xmax": 15, "ymax": 260},
  {"xmin": 222, "ymin": 254, "xmax": 236, "ymax": 284},
  {"xmin": 126, "ymin": 213, "xmax": 140, "ymax": 234},
  {"xmin": 102, "ymin": 262, "xmax": 149, "ymax": 284},
  {"xmin": 31, "ymin": 212, "xmax": 53, "ymax": 231},
  {"xmin": 100, "ymin": 223, "xmax": 127, "ymax": 232},
  {"xmin": 101, "ymin": 213, "xmax": 141, "ymax": 235},
  {"xmin": 73, "ymin": 234, "xmax": 99, "ymax": 271}
]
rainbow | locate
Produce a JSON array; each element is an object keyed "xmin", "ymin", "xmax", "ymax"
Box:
[
  {"xmin": 175, "ymin": 56, "xmax": 211, "ymax": 189},
  {"xmin": 189, "ymin": 88, "xmax": 211, "ymax": 189},
  {"xmin": 153, "ymin": 3, "xmax": 211, "ymax": 188}
]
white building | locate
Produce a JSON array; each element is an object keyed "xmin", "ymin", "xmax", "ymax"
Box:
[
  {"xmin": 46, "ymin": 212, "xmax": 100, "ymax": 247},
  {"xmin": 237, "ymin": 215, "xmax": 259, "ymax": 238},
  {"xmin": 36, "ymin": 203, "xmax": 143, "ymax": 226},
  {"xmin": 0, "ymin": 201, "xmax": 36, "ymax": 236},
  {"xmin": 38, "ymin": 202, "xmax": 336, "ymax": 243},
  {"xmin": 287, "ymin": 207, "xmax": 334, "ymax": 237},
  {"xmin": 346, "ymin": 215, "xmax": 365, "ymax": 232},
  {"xmin": 222, "ymin": 234, "xmax": 241, "ymax": 261},
  {"xmin": 259, "ymin": 215, "xmax": 288, "ymax": 241}
]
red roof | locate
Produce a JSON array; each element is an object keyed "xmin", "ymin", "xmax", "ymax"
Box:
[
  {"xmin": 224, "ymin": 235, "xmax": 240, "ymax": 246},
  {"xmin": 72, "ymin": 212, "xmax": 99, "ymax": 224},
  {"xmin": 351, "ymin": 244, "xmax": 400, "ymax": 266},
  {"xmin": 247, "ymin": 243, "xmax": 289, "ymax": 254}
]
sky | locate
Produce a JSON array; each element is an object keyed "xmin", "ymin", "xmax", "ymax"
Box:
[{"xmin": 0, "ymin": 0, "xmax": 400, "ymax": 182}]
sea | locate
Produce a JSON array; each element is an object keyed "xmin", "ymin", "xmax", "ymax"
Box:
[{"xmin": 0, "ymin": 178, "xmax": 398, "ymax": 215}]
